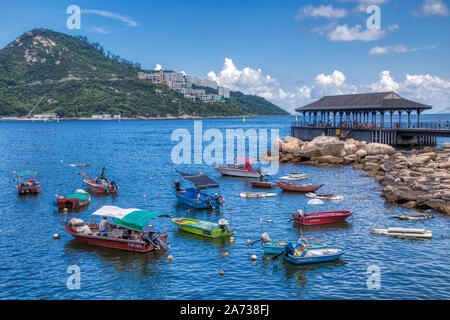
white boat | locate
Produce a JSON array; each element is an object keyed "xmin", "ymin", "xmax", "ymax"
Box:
[
  {"xmin": 393, "ymin": 213, "xmax": 434, "ymax": 221},
  {"xmin": 240, "ymin": 192, "xmax": 277, "ymax": 198},
  {"xmin": 215, "ymin": 158, "xmax": 267, "ymax": 178},
  {"xmin": 305, "ymin": 193, "xmax": 344, "ymax": 201},
  {"xmin": 279, "ymin": 173, "xmax": 307, "ymax": 181},
  {"xmin": 371, "ymin": 227, "xmax": 432, "ymax": 239}
]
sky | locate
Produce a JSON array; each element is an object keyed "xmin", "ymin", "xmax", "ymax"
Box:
[{"xmin": 1, "ymin": 0, "xmax": 449, "ymax": 113}]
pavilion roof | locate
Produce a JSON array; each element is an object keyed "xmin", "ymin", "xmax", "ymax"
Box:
[{"xmin": 295, "ymin": 92, "xmax": 432, "ymax": 112}]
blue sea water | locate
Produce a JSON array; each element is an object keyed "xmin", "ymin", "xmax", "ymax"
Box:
[{"xmin": 0, "ymin": 116, "xmax": 448, "ymax": 300}]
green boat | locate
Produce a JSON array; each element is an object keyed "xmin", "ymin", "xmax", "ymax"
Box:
[{"xmin": 172, "ymin": 218, "xmax": 233, "ymax": 238}]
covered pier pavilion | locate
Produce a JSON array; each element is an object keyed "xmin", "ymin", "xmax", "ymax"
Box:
[{"xmin": 291, "ymin": 92, "xmax": 449, "ymax": 147}]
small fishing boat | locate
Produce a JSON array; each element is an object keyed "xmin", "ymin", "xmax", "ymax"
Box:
[
  {"xmin": 79, "ymin": 167, "xmax": 119, "ymax": 194},
  {"xmin": 393, "ymin": 213, "xmax": 434, "ymax": 221},
  {"xmin": 283, "ymin": 247, "xmax": 346, "ymax": 265},
  {"xmin": 305, "ymin": 193, "xmax": 344, "ymax": 200},
  {"xmin": 172, "ymin": 218, "xmax": 233, "ymax": 238},
  {"xmin": 54, "ymin": 189, "xmax": 90, "ymax": 209},
  {"xmin": 263, "ymin": 240, "xmax": 326, "ymax": 254},
  {"xmin": 174, "ymin": 171, "xmax": 225, "ymax": 209},
  {"xmin": 291, "ymin": 209, "xmax": 353, "ymax": 226},
  {"xmin": 14, "ymin": 171, "xmax": 41, "ymax": 194},
  {"xmin": 70, "ymin": 163, "xmax": 91, "ymax": 167},
  {"xmin": 215, "ymin": 158, "xmax": 267, "ymax": 178},
  {"xmin": 65, "ymin": 206, "xmax": 169, "ymax": 253},
  {"xmin": 251, "ymin": 181, "xmax": 276, "ymax": 189},
  {"xmin": 371, "ymin": 227, "xmax": 432, "ymax": 239},
  {"xmin": 240, "ymin": 192, "xmax": 277, "ymax": 198},
  {"xmin": 279, "ymin": 173, "xmax": 308, "ymax": 181},
  {"xmin": 276, "ymin": 181, "xmax": 323, "ymax": 192}
]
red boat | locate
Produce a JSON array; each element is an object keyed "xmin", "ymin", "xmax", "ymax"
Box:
[
  {"xmin": 79, "ymin": 168, "xmax": 119, "ymax": 194},
  {"xmin": 14, "ymin": 171, "xmax": 41, "ymax": 194},
  {"xmin": 54, "ymin": 190, "xmax": 90, "ymax": 209},
  {"xmin": 65, "ymin": 206, "xmax": 169, "ymax": 253},
  {"xmin": 291, "ymin": 210, "xmax": 353, "ymax": 226},
  {"xmin": 251, "ymin": 181, "xmax": 276, "ymax": 188},
  {"xmin": 276, "ymin": 181, "xmax": 323, "ymax": 192}
]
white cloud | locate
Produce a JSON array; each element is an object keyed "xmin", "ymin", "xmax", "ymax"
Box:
[
  {"xmin": 86, "ymin": 26, "xmax": 110, "ymax": 34},
  {"xmin": 327, "ymin": 24, "xmax": 387, "ymax": 42},
  {"xmin": 414, "ymin": 0, "xmax": 450, "ymax": 17},
  {"xmin": 311, "ymin": 70, "xmax": 358, "ymax": 97},
  {"xmin": 369, "ymin": 70, "xmax": 400, "ymax": 91},
  {"xmin": 154, "ymin": 64, "xmax": 163, "ymax": 71},
  {"xmin": 340, "ymin": 0, "xmax": 389, "ymax": 12},
  {"xmin": 369, "ymin": 44, "xmax": 437, "ymax": 55},
  {"xmin": 295, "ymin": 5, "xmax": 347, "ymax": 20},
  {"xmin": 82, "ymin": 9, "xmax": 138, "ymax": 27}
]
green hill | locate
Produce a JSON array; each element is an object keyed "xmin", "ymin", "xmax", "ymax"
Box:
[{"xmin": 0, "ymin": 28, "xmax": 289, "ymax": 117}]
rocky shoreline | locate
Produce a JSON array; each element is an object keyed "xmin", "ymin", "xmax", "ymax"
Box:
[{"xmin": 263, "ymin": 135, "xmax": 450, "ymax": 215}]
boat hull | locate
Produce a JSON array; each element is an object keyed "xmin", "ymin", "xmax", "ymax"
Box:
[
  {"xmin": 17, "ymin": 185, "xmax": 40, "ymax": 194},
  {"xmin": 215, "ymin": 167, "xmax": 265, "ymax": 178},
  {"xmin": 276, "ymin": 182, "xmax": 323, "ymax": 192},
  {"xmin": 172, "ymin": 218, "xmax": 232, "ymax": 238},
  {"xmin": 283, "ymin": 248, "xmax": 345, "ymax": 265},
  {"xmin": 84, "ymin": 179, "xmax": 118, "ymax": 194},
  {"xmin": 56, "ymin": 197, "xmax": 90, "ymax": 209},
  {"xmin": 65, "ymin": 225, "xmax": 168, "ymax": 253},
  {"xmin": 292, "ymin": 210, "xmax": 353, "ymax": 226},
  {"xmin": 174, "ymin": 189, "xmax": 223, "ymax": 209},
  {"xmin": 251, "ymin": 182, "xmax": 275, "ymax": 188}
]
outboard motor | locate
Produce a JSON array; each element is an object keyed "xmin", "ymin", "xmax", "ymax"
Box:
[
  {"xmin": 214, "ymin": 193, "xmax": 225, "ymax": 206},
  {"xmin": 218, "ymin": 219, "xmax": 233, "ymax": 234}
]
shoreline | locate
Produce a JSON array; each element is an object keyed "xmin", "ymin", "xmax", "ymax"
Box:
[{"xmin": 0, "ymin": 114, "xmax": 293, "ymax": 122}]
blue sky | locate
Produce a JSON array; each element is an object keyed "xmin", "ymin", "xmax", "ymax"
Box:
[{"xmin": 1, "ymin": 0, "xmax": 449, "ymax": 112}]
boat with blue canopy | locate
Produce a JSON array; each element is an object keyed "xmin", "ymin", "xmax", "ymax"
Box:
[{"xmin": 173, "ymin": 170, "xmax": 225, "ymax": 209}]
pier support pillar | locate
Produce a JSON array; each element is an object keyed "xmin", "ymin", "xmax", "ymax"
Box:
[{"xmin": 407, "ymin": 111, "xmax": 411, "ymax": 128}]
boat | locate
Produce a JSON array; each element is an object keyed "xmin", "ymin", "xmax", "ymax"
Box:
[
  {"xmin": 283, "ymin": 246, "xmax": 346, "ymax": 265},
  {"xmin": 263, "ymin": 240, "xmax": 326, "ymax": 254},
  {"xmin": 54, "ymin": 189, "xmax": 90, "ymax": 209},
  {"xmin": 371, "ymin": 227, "xmax": 432, "ymax": 239},
  {"xmin": 305, "ymin": 193, "xmax": 344, "ymax": 200},
  {"xmin": 240, "ymin": 192, "xmax": 277, "ymax": 198},
  {"xmin": 279, "ymin": 173, "xmax": 308, "ymax": 181},
  {"xmin": 276, "ymin": 181, "xmax": 323, "ymax": 192},
  {"xmin": 251, "ymin": 181, "xmax": 276, "ymax": 188},
  {"xmin": 70, "ymin": 163, "xmax": 91, "ymax": 167},
  {"xmin": 393, "ymin": 213, "xmax": 434, "ymax": 221},
  {"xmin": 14, "ymin": 171, "xmax": 41, "ymax": 194},
  {"xmin": 172, "ymin": 218, "xmax": 234, "ymax": 238},
  {"xmin": 215, "ymin": 158, "xmax": 267, "ymax": 178},
  {"xmin": 174, "ymin": 171, "xmax": 225, "ymax": 209},
  {"xmin": 65, "ymin": 206, "xmax": 169, "ymax": 253},
  {"xmin": 291, "ymin": 209, "xmax": 353, "ymax": 226},
  {"xmin": 79, "ymin": 167, "xmax": 119, "ymax": 194}
]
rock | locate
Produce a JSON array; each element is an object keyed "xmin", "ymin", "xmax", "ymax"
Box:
[
  {"xmin": 355, "ymin": 149, "xmax": 368, "ymax": 158},
  {"xmin": 353, "ymin": 163, "xmax": 364, "ymax": 170},
  {"xmin": 295, "ymin": 135, "xmax": 345, "ymax": 158},
  {"xmin": 310, "ymin": 156, "xmax": 344, "ymax": 164},
  {"xmin": 439, "ymin": 162, "xmax": 450, "ymax": 169},
  {"xmin": 261, "ymin": 151, "xmax": 279, "ymax": 162},
  {"xmin": 407, "ymin": 155, "xmax": 431, "ymax": 165},
  {"xmin": 364, "ymin": 143, "xmax": 395, "ymax": 156},
  {"xmin": 364, "ymin": 162, "xmax": 380, "ymax": 171},
  {"xmin": 403, "ymin": 201, "xmax": 417, "ymax": 209},
  {"xmin": 344, "ymin": 143, "xmax": 357, "ymax": 155},
  {"xmin": 279, "ymin": 152, "xmax": 294, "ymax": 163}
]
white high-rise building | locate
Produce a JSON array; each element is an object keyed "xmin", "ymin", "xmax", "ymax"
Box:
[{"xmin": 218, "ymin": 87, "xmax": 230, "ymax": 99}]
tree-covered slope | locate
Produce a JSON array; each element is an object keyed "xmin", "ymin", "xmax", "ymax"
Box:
[{"xmin": 0, "ymin": 28, "xmax": 289, "ymax": 117}]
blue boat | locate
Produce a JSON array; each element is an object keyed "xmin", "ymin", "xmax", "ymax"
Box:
[
  {"xmin": 283, "ymin": 244, "xmax": 346, "ymax": 265},
  {"xmin": 174, "ymin": 170, "xmax": 225, "ymax": 209}
]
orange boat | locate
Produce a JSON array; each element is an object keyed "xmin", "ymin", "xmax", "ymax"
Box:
[
  {"xmin": 79, "ymin": 167, "xmax": 119, "ymax": 194},
  {"xmin": 14, "ymin": 171, "xmax": 41, "ymax": 194}
]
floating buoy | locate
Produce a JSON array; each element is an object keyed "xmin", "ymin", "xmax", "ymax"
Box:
[
  {"xmin": 246, "ymin": 239, "xmax": 251, "ymax": 242},
  {"xmin": 63, "ymin": 208, "xmax": 68, "ymax": 214},
  {"xmin": 60, "ymin": 160, "xmax": 63, "ymax": 163},
  {"xmin": 259, "ymin": 218, "xmax": 262, "ymax": 224},
  {"xmin": 143, "ymin": 194, "xmax": 147, "ymax": 198},
  {"xmin": 149, "ymin": 176, "xmax": 152, "ymax": 179},
  {"xmin": 229, "ymin": 237, "xmax": 234, "ymax": 243},
  {"xmin": 251, "ymin": 255, "xmax": 257, "ymax": 261},
  {"xmin": 266, "ymin": 220, "xmax": 273, "ymax": 223},
  {"xmin": 277, "ymin": 202, "xmax": 280, "ymax": 206},
  {"xmin": 160, "ymin": 182, "xmax": 163, "ymax": 185},
  {"xmin": 221, "ymin": 253, "xmax": 229, "ymax": 258},
  {"xmin": 53, "ymin": 233, "xmax": 60, "ymax": 239},
  {"xmin": 147, "ymin": 225, "xmax": 153, "ymax": 229},
  {"xmin": 219, "ymin": 270, "xmax": 225, "ymax": 276},
  {"xmin": 167, "ymin": 255, "xmax": 173, "ymax": 261}
]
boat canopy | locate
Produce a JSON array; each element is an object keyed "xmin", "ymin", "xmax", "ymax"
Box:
[
  {"xmin": 176, "ymin": 170, "xmax": 219, "ymax": 190},
  {"xmin": 16, "ymin": 171, "xmax": 38, "ymax": 176},
  {"xmin": 92, "ymin": 206, "xmax": 166, "ymax": 231}
]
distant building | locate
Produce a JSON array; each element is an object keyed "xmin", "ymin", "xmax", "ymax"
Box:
[
  {"xmin": 218, "ymin": 87, "xmax": 230, "ymax": 99},
  {"xmin": 92, "ymin": 115, "xmax": 102, "ymax": 119},
  {"xmin": 34, "ymin": 113, "xmax": 57, "ymax": 119},
  {"xmin": 164, "ymin": 72, "xmax": 185, "ymax": 82},
  {"xmin": 138, "ymin": 70, "xmax": 164, "ymax": 83},
  {"xmin": 184, "ymin": 94, "xmax": 198, "ymax": 101}
]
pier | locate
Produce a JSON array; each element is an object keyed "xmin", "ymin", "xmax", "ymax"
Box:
[{"xmin": 291, "ymin": 91, "xmax": 450, "ymax": 147}]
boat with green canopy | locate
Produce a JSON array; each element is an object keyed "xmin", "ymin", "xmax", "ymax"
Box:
[
  {"xmin": 172, "ymin": 218, "xmax": 234, "ymax": 238},
  {"xmin": 54, "ymin": 189, "xmax": 90, "ymax": 209},
  {"xmin": 65, "ymin": 206, "xmax": 169, "ymax": 253}
]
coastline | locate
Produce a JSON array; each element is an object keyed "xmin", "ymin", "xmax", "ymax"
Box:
[{"xmin": 0, "ymin": 114, "xmax": 293, "ymax": 122}]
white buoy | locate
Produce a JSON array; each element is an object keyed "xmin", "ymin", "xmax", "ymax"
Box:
[
  {"xmin": 143, "ymin": 194, "xmax": 147, "ymax": 198},
  {"xmin": 53, "ymin": 233, "xmax": 60, "ymax": 239},
  {"xmin": 63, "ymin": 208, "xmax": 68, "ymax": 214},
  {"xmin": 251, "ymin": 255, "xmax": 257, "ymax": 261}
]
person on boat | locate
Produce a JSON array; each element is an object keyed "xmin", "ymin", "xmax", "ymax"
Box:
[
  {"xmin": 131, "ymin": 230, "xmax": 143, "ymax": 241},
  {"xmin": 99, "ymin": 216, "xmax": 111, "ymax": 236},
  {"xmin": 173, "ymin": 181, "xmax": 185, "ymax": 194},
  {"xmin": 245, "ymin": 162, "xmax": 252, "ymax": 172}
]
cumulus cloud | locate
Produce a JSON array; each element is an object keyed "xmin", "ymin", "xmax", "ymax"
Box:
[
  {"xmin": 82, "ymin": 9, "xmax": 138, "ymax": 27},
  {"xmin": 154, "ymin": 64, "xmax": 163, "ymax": 71},
  {"xmin": 339, "ymin": 0, "xmax": 389, "ymax": 12},
  {"xmin": 86, "ymin": 26, "xmax": 110, "ymax": 34},
  {"xmin": 326, "ymin": 24, "xmax": 388, "ymax": 42},
  {"xmin": 369, "ymin": 44, "xmax": 437, "ymax": 55},
  {"xmin": 295, "ymin": 5, "xmax": 347, "ymax": 20},
  {"xmin": 414, "ymin": 0, "xmax": 450, "ymax": 17}
]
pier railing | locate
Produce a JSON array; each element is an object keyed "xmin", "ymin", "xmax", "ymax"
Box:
[{"xmin": 291, "ymin": 120, "xmax": 450, "ymax": 130}]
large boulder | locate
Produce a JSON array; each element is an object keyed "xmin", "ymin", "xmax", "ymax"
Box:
[
  {"xmin": 310, "ymin": 156, "xmax": 344, "ymax": 164},
  {"xmin": 406, "ymin": 155, "xmax": 432, "ymax": 165},
  {"xmin": 274, "ymin": 136, "xmax": 303, "ymax": 154},
  {"xmin": 364, "ymin": 143, "xmax": 395, "ymax": 156},
  {"xmin": 355, "ymin": 149, "xmax": 368, "ymax": 158},
  {"xmin": 343, "ymin": 143, "xmax": 357, "ymax": 156},
  {"xmin": 295, "ymin": 135, "xmax": 345, "ymax": 158}
]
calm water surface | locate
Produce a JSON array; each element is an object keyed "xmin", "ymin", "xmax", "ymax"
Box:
[{"xmin": 0, "ymin": 116, "xmax": 448, "ymax": 299}]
